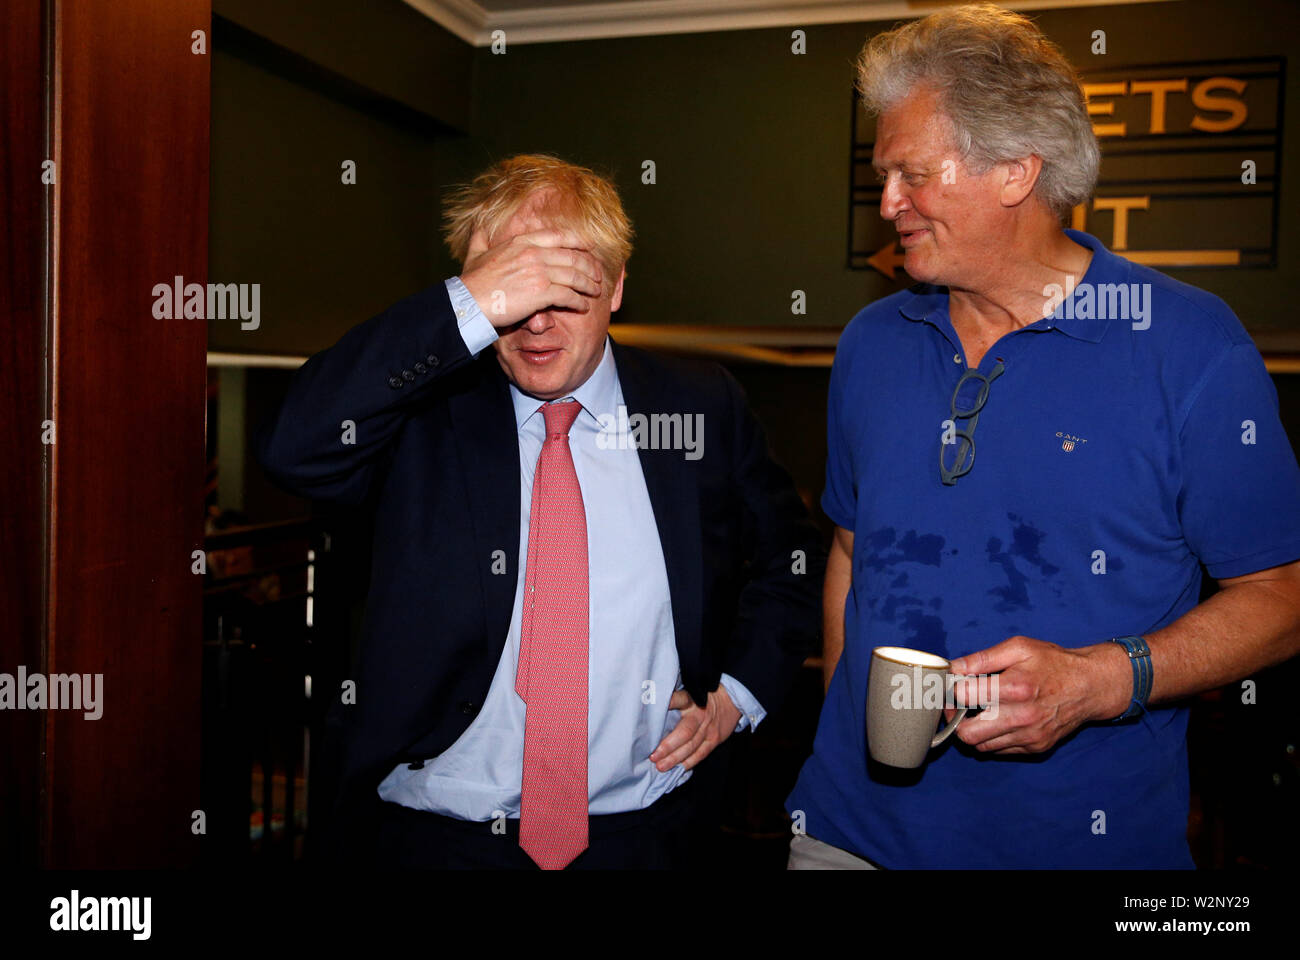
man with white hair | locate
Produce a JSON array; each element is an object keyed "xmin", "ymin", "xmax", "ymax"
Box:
[{"xmin": 787, "ymin": 3, "xmax": 1300, "ymax": 868}]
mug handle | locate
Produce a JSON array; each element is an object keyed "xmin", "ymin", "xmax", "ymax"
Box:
[{"xmin": 931, "ymin": 706, "xmax": 968, "ymax": 748}]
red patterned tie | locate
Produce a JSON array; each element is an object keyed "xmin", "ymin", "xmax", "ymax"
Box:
[{"xmin": 516, "ymin": 399, "xmax": 589, "ymax": 870}]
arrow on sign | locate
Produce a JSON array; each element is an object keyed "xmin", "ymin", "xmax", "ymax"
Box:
[{"xmin": 866, "ymin": 242, "xmax": 907, "ymax": 279}]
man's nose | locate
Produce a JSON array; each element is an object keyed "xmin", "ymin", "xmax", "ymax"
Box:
[
  {"xmin": 522, "ymin": 311, "xmax": 557, "ymax": 334},
  {"xmin": 879, "ymin": 176, "xmax": 908, "ymax": 221}
]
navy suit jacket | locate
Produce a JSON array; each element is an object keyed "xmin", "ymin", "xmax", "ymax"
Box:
[{"xmin": 255, "ymin": 282, "xmax": 825, "ymax": 860}]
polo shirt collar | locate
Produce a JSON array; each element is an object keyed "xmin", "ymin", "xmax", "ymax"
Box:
[
  {"xmin": 510, "ymin": 335, "xmax": 615, "ymax": 432},
  {"xmin": 896, "ymin": 229, "xmax": 1127, "ymax": 344}
]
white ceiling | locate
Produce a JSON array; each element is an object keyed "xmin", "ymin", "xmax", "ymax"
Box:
[{"xmin": 402, "ymin": 0, "xmax": 1179, "ymax": 46}]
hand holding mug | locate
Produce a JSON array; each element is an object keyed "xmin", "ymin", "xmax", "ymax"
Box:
[{"xmin": 866, "ymin": 646, "xmax": 971, "ymax": 769}]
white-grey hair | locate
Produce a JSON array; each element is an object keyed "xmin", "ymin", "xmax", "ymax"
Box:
[{"xmin": 857, "ymin": 3, "xmax": 1099, "ymax": 221}]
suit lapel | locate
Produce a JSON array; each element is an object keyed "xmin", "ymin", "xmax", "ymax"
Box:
[
  {"xmin": 447, "ymin": 357, "xmax": 520, "ymax": 657},
  {"xmin": 610, "ymin": 337, "xmax": 703, "ymax": 682}
]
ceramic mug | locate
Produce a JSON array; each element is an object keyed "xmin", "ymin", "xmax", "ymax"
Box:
[{"xmin": 866, "ymin": 645, "xmax": 969, "ymax": 768}]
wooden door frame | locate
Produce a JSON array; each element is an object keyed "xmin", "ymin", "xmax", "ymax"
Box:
[{"xmin": 1, "ymin": 0, "xmax": 210, "ymax": 869}]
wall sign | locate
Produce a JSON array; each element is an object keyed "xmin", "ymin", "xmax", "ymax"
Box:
[{"xmin": 850, "ymin": 57, "xmax": 1285, "ymax": 276}]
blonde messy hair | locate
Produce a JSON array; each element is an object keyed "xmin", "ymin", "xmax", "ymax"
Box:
[
  {"xmin": 857, "ymin": 3, "xmax": 1099, "ymax": 221},
  {"xmin": 442, "ymin": 154, "xmax": 634, "ymax": 288}
]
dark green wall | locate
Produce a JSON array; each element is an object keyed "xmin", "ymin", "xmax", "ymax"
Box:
[
  {"xmin": 209, "ymin": 47, "xmax": 437, "ymax": 354},
  {"xmin": 207, "ymin": 0, "xmax": 1300, "ymax": 519},
  {"xmin": 210, "ymin": 0, "xmax": 1300, "ymax": 354},
  {"xmin": 208, "ymin": 0, "xmax": 477, "ymax": 354},
  {"xmin": 469, "ymin": 0, "xmax": 1300, "ymax": 335},
  {"xmin": 470, "ymin": 25, "xmax": 874, "ymax": 330},
  {"xmin": 214, "ymin": 0, "xmax": 472, "ymax": 129}
]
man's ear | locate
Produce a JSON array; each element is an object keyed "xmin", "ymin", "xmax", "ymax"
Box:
[
  {"xmin": 999, "ymin": 155, "xmax": 1043, "ymax": 208},
  {"xmin": 610, "ymin": 267, "xmax": 627, "ymax": 313},
  {"xmin": 466, "ymin": 227, "xmax": 489, "ymax": 261}
]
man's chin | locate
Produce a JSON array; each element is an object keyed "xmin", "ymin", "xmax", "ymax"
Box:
[
  {"xmin": 496, "ymin": 353, "xmax": 562, "ymax": 399},
  {"xmin": 902, "ymin": 251, "xmax": 940, "ymax": 285},
  {"xmin": 508, "ymin": 369, "xmax": 570, "ymax": 401}
]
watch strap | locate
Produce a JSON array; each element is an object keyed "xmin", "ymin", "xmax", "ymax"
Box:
[{"xmin": 1109, "ymin": 635, "xmax": 1152, "ymax": 721}]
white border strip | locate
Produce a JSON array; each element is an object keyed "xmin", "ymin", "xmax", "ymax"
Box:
[
  {"xmin": 403, "ymin": 0, "xmax": 487, "ymax": 45},
  {"xmin": 208, "ymin": 351, "xmax": 308, "ymax": 369},
  {"xmin": 402, "ymin": 0, "xmax": 1179, "ymax": 47}
]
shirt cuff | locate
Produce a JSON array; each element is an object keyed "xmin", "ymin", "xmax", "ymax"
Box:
[
  {"xmin": 444, "ymin": 276, "xmax": 498, "ymax": 357},
  {"xmin": 718, "ymin": 673, "xmax": 766, "ymax": 733}
]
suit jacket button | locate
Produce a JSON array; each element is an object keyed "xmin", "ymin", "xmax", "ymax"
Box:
[
  {"xmin": 427, "ymin": 354, "xmax": 439, "ymax": 367},
  {"xmin": 414, "ymin": 362, "xmax": 427, "ymax": 374},
  {"xmin": 388, "ymin": 376, "xmax": 404, "ymax": 389},
  {"xmin": 402, "ymin": 369, "xmax": 416, "ymax": 382},
  {"xmin": 459, "ymin": 701, "xmax": 476, "ymax": 715},
  {"xmin": 407, "ymin": 760, "xmax": 424, "ymax": 770}
]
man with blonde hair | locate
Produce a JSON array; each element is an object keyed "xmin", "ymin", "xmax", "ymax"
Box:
[
  {"xmin": 258, "ymin": 154, "xmax": 823, "ymax": 869},
  {"xmin": 787, "ymin": 4, "xmax": 1300, "ymax": 868}
]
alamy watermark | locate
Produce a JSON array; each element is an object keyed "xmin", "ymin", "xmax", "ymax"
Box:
[
  {"xmin": 1042, "ymin": 274, "xmax": 1152, "ymax": 330},
  {"xmin": 152, "ymin": 275, "xmax": 260, "ymax": 329},
  {"xmin": 889, "ymin": 667, "xmax": 1000, "ymax": 718},
  {"xmin": 595, "ymin": 405, "xmax": 703, "ymax": 461},
  {"xmin": 50, "ymin": 891, "xmax": 150, "ymax": 940},
  {"xmin": 0, "ymin": 666, "xmax": 102, "ymax": 719}
]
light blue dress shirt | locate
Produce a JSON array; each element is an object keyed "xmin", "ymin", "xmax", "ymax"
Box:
[{"xmin": 376, "ymin": 277, "xmax": 764, "ymax": 820}]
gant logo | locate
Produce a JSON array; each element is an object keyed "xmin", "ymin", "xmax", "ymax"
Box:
[{"xmin": 1056, "ymin": 431, "xmax": 1088, "ymax": 452}]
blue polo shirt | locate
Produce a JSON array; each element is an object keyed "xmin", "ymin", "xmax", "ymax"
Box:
[{"xmin": 786, "ymin": 229, "xmax": 1300, "ymax": 868}]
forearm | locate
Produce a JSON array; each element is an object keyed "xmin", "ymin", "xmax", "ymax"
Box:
[
  {"xmin": 821, "ymin": 528, "xmax": 852, "ymax": 695},
  {"xmin": 821, "ymin": 582, "xmax": 852, "ymax": 686},
  {"xmin": 1148, "ymin": 578, "xmax": 1300, "ymax": 701},
  {"xmin": 1085, "ymin": 575, "xmax": 1300, "ymax": 721}
]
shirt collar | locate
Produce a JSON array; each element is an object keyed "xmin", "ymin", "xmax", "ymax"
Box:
[
  {"xmin": 896, "ymin": 229, "xmax": 1127, "ymax": 344},
  {"xmin": 510, "ymin": 335, "xmax": 616, "ymax": 432}
]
